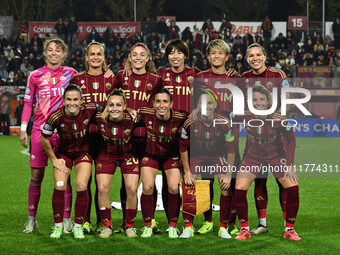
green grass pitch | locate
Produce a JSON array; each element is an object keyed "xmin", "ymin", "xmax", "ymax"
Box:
[{"xmin": 0, "ymin": 136, "xmax": 339, "ymax": 255}]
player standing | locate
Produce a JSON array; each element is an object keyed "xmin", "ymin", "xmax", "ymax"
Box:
[
  {"xmin": 242, "ymin": 43, "xmax": 289, "ymax": 234},
  {"xmin": 20, "ymin": 39, "xmax": 76, "ymax": 233},
  {"xmin": 41, "ymin": 85, "xmax": 98, "ymax": 239},
  {"xmin": 139, "ymin": 88, "xmax": 188, "ymax": 238},
  {"xmin": 116, "ymin": 42, "xmax": 162, "ymax": 233},
  {"xmin": 70, "ymin": 42, "xmax": 118, "ymax": 233},
  {"xmin": 233, "ymin": 85, "xmax": 300, "ymax": 241}
]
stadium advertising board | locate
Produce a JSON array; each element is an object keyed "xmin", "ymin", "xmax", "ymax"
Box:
[
  {"xmin": 297, "ymin": 66, "xmax": 334, "ymax": 88},
  {"xmin": 29, "ymin": 22, "xmax": 141, "ymax": 40}
]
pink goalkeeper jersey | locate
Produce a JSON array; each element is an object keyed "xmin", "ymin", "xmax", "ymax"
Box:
[{"xmin": 23, "ymin": 65, "xmax": 77, "ymax": 130}]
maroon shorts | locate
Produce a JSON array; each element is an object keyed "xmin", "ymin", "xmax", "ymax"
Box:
[
  {"xmin": 96, "ymin": 156, "xmax": 139, "ymax": 175},
  {"xmin": 56, "ymin": 152, "xmax": 93, "ymax": 170},
  {"xmin": 240, "ymin": 156, "xmax": 288, "ymax": 179},
  {"xmin": 140, "ymin": 155, "xmax": 181, "ymax": 171}
]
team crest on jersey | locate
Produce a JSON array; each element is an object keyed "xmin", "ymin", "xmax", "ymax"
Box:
[
  {"xmin": 51, "ymin": 78, "xmax": 56, "ymax": 84},
  {"xmin": 124, "ymin": 77, "xmax": 129, "ymax": 80},
  {"xmin": 83, "ymin": 119, "xmax": 89, "ymax": 125},
  {"xmin": 159, "ymin": 125, "xmax": 165, "ymax": 133},
  {"xmin": 124, "ymin": 129, "xmax": 131, "ymax": 135},
  {"xmin": 147, "ymin": 83, "xmax": 153, "ymax": 90},
  {"xmin": 172, "ymin": 127, "xmax": 178, "ymax": 134},
  {"xmin": 187, "ymin": 76, "xmax": 194, "ymax": 83},
  {"xmin": 204, "ymin": 78, "xmax": 209, "ymax": 83},
  {"xmin": 25, "ymin": 87, "xmax": 30, "ymax": 94},
  {"xmin": 93, "ymin": 82, "xmax": 99, "ymax": 90},
  {"xmin": 101, "ymin": 124, "xmax": 104, "ymax": 128},
  {"xmin": 215, "ymin": 81, "xmax": 221, "ymax": 86},
  {"xmin": 257, "ymin": 127, "xmax": 262, "ymax": 134},
  {"xmin": 175, "ymin": 76, "xmax": 182, "ymax": 83},
  {"xmin": 112, "ymin": 127, "xmax": 118, "ymax": 135},
  {"xmin": 266, "ymin": 81, "xmax": 273, "ymax": 89},
  {"xmin": 96, "ymin": 163, "xmax": 102, "ymax": 171},
  {"xmin": 254, "ymin": 80, "xmax": 261, "ymax": 85},
  {"xmin": 60, "ymin": 76, "xmax": 66, "ymax": 81},
  {"xmin": 106, "ymin": 83, "xmax": 112, "ymax": 90},
  {"xmin": 134, "ymin": 80, "xmax": 141, "ymax": 88},
  {"xmin": 142, "ymin": 157, "xmax": 149, "ymax": 164},
  {"xmin": 81, "ymin": 80, "xmax": 85, "ymax": 84},
  {"xmin": 148, "ymin": 121, "xmax": 152, "ymax": 125},
  {"xmin": 166, "ymin": 73, "xmax": 170, "ymax": 77},
  {"xmin": 72, "ymin": 123, "xmax": 77, "ymax": 130},
  {"xmin": 81, "ymin": 84, "xmax": 86, "ymax": 89},
  {"xmin": 204, "ymin": 132, "xmax": 210, "ymax": 139},
  {"xmin": 280, "ymin": 158, "xmax": 287, "ymax": 165}
]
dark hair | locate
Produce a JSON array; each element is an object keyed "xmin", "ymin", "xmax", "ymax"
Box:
[
  {"xmin": 63, "ymin": 84, "xmax": 83, "ymax": 99},
  {"xmin": 252, "ymin": 84, "xmax": 272, "ymax": 104},
  {"xmin": 246, "ymin": 43, "xmax": 266, "ymax": 58},
  {"xmin": 154, "ymin": 88, "xmax": 173, "ymax": 102},
  {"xmin": 165, "ymin": 40, "xmax": 189, "ymax": 59}
]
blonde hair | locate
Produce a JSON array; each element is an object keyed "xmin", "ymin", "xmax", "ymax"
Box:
[
  {"xmin": 206, "ymin": 39, "xmax": 230, "ymax": 55},
  {"xmin": 43, "ymin": 38, "xmax": 68, "ymax": 64},
  {"xmin": 85, "ymin": 42, "xmax": 108, "ymax": 71},
  {"xmin": 102, "ymin": 89, "xmax": 127, "ymax": 123},
  {"xmin": 128, "ymin": 42, "xmax": 157, "ymax": 75}
]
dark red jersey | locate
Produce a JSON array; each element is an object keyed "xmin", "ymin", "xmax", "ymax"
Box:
[
  {"xmin": 158, "ymin": 66, "xmax": 200, "ymax": 113},
  {"xmin": 139, "ymin": 107, "xmax": 188, "ymax": 159},
  {"xmin": 242, "ymin": 67, "xmax": 288, "ymax": 102},
  {"xmin": 70, "ymin": 71, "xmax": 118, "ymax": 108},
  {"xmin": 116, "ymin": 70, "xmax": 162, "ymax": 110},
  {"xmin": 95, "ymin": 111, "xmax": 135, "ymax": 160},
  {"xmin": 179, "ymin": 112, "xmax": 235, "ymax": 158},
  {"xmin": 234, "ymin": 111, "xmax": 295, "ymax": 165},
  {"xmin": 42, "ymin": 103, "xmax": 97, "ymax": 156},
  {"xmin": 195, "ymin": 69, "xmax": 242, "ymax": 114}
]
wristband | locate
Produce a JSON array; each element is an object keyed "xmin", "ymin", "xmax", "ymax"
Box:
[{"xmin": 21, "ymin": 124, "xmax": 27, "ymax": 132}]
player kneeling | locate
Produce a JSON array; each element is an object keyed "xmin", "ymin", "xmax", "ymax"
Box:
[
  {"xmin": 179, "ymin": 90, "xmax": 236, "ymax": 239},
  {"xmin": 41, "ymin": 85, "xmax": 98, "ymax": 239},
  {"xmin": 94, "ymin": 89, "xmax": 140, "ymax": 238},
  {"xmin": 139, "ymin": 88, "xmax": 188, "ymax": 238}
]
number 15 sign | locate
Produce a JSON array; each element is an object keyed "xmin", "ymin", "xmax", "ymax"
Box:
[{"xmin": 288, "ymin": 16, "xmax": 307, "ymax": 30}]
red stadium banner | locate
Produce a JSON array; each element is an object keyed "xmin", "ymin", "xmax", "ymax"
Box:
[
  {"xmin": 29, "ymin": 22, "xmax": 141, "ymax": 40},
  {"xmin": 288, "ymin": 16, "xmax": 307, "ymax": 30},
  {"xmin": 296, "ymin": 66, "xmax": 333, "ymax": 88}
]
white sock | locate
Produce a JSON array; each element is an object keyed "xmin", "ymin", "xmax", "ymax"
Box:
[
  {"xmin": 28, "ymin": 216, "xmax": 36, "ymax": 220},
  {"xmin": 63, "ymin": 217, "xmax": 71, "ymax": 223},
  {"xmin": 55, "ymin": 222, "xmax": 62, "ymax": 228},
  {"xmin": 259, "ymin": 218, "xmax": 267, "ymax": 226},
  {"xmin": 284, "ymin": 227, "xmax": 293, "ymax": 232},
  {"xmin": 74, "ymin": 223, "xmax": 82, "ymax": 229},
  {"xmin": 242, "ymin": 226, "xmax": 250, "ymax": 231}
]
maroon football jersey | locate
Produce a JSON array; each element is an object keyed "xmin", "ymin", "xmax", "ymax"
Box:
[
  {"xmin": 242, "ymin": 67, "xmax": 289, "ymax": 99},
  {"xmin": 139, "ymin": 107, "xmax": 188, "ymax": 159},
  {"xmin": 95, "ymin": 111, "xmax": 135, "ymax": 160},
  {"xmin": 158, "ymin": 66, "xmax": 200, "ymax": 113},
  {"xmin": 179, "ymin": 113, "xmax": 235, "ymax": 158},
  {"xmin": 42, "ymin": 103, "xmax": 97, "ymax": 156},
  {"xmin": 234, "ymin": 111, "xmax": 295, "ymax": 164},
  {"xmin": 70, "ymin": 71, "xmax": 118, "ymax": 108},
  {"xmin": 117, "ymin": 70, "xmax": 162, "ymax": 110},
  {"xmin": 195, "ymin": 69, "xmax": 242, "ymax": 114}
]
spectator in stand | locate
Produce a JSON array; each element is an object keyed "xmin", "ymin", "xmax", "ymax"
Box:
[
  {"xmin": 146, "ymin": 32, "xmax": 159, "ymax": 47},
  {"xmin": 286, "ymin": 31, "xmax": 295, "ymax": 47},
  {"xmin": 142, "ymin": 17, "xmax": 155, "ymax": 42},
  {"xmin": 4, "ymin": 46, "xmax": 15, "ymax": 62},
  {"xmin": 156, "ymin": 18, "xmax": 168, "ymax": 42},
  {"xmin": 20, "ymin": 20, "xmax": 28, "ymax": 43},
  {"xmin": 254, "ymin": 32, "xmax": 263, "ymax": 45},
  {"xmin": 168, "ymin": 20, "xmax": 180, "ymax": 40},
  {"xmin": 274, "ymin": 33, "xmax": 287, "ymax": 50},
  {"xmin": 0, "ymin": 91, "xmax": 11, "ymax": 135},
  {"xmin": 87, "ymin": 27, "xmax": 102, "ymax": 44},
  {"xmin": 67, "ymin": 17, "xmax": 78, "ymax": 48},
  {"xmin": 181, "ymin": 27, "xmax": 193, "ymax": 42},
  {"xmin": 0, "ymin": 52, "xmax": 8, "ymax": 80},
  {"xmin": 55, "ymin": 18, "xmax": 67, "ymax": 41},
  {"xmin": 261, "ymin": 16, "xmax": 273, "ymax": 49},
  {"xmin": 243, "ymin": 33, "xmax": 254, "ymax": 49},
  {"xmin": 315, "ymin": 32, "xmax": 324, "ymax": 45},
  {"xmin": 30, "ymin": 34, "xmax": 43, "ymax": 51},
  {"xmin": 103, "ymin": 27, "xmax": 116, "ymax": 56},
  {"xmin": 304, "ymin": 39, "xmax": 314, "ymax": 54},
  {"xmin": 219, "ymin": 17, "xmax": 233, "ymax": 42},
  {"xmin": 232, "ymin": 34, "xmax": 243, "ymax": 54},
  {"xmin": 194, "ymin": 27, "xmax": 203, "ymax": 51},
  {"xmin": 201, "ymin": 18, "xmax": 214, "ymax": 44},
  {"xmin": 332, "ymin": 18, "xmax": 340, "ymax": 49},
  {"xmin": 15, "ymin": 98, "xmax": 24, "ymax": 125}
]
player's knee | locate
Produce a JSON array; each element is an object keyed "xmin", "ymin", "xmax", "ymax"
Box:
[
  {"xmin": 55, "ymin": 180, "xmax": 66, "ymax": 191},
  {"xmin": 126, "ymin": 185, "xmax": 137, "ymax": 196},
  {"xmin": 97, "ymin": 183, "xmax": 110, "ymax": 193},
  {"xmin": 142, "ymin": 184, "xmax": 154, "ymax": 195},
  {"xmin": 168, "ymin": 185, "xmax": 178, "ymax": 194},
  {"xmin": 76, "ymin": 182, "xmax": 87, "ymax": 191}
]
